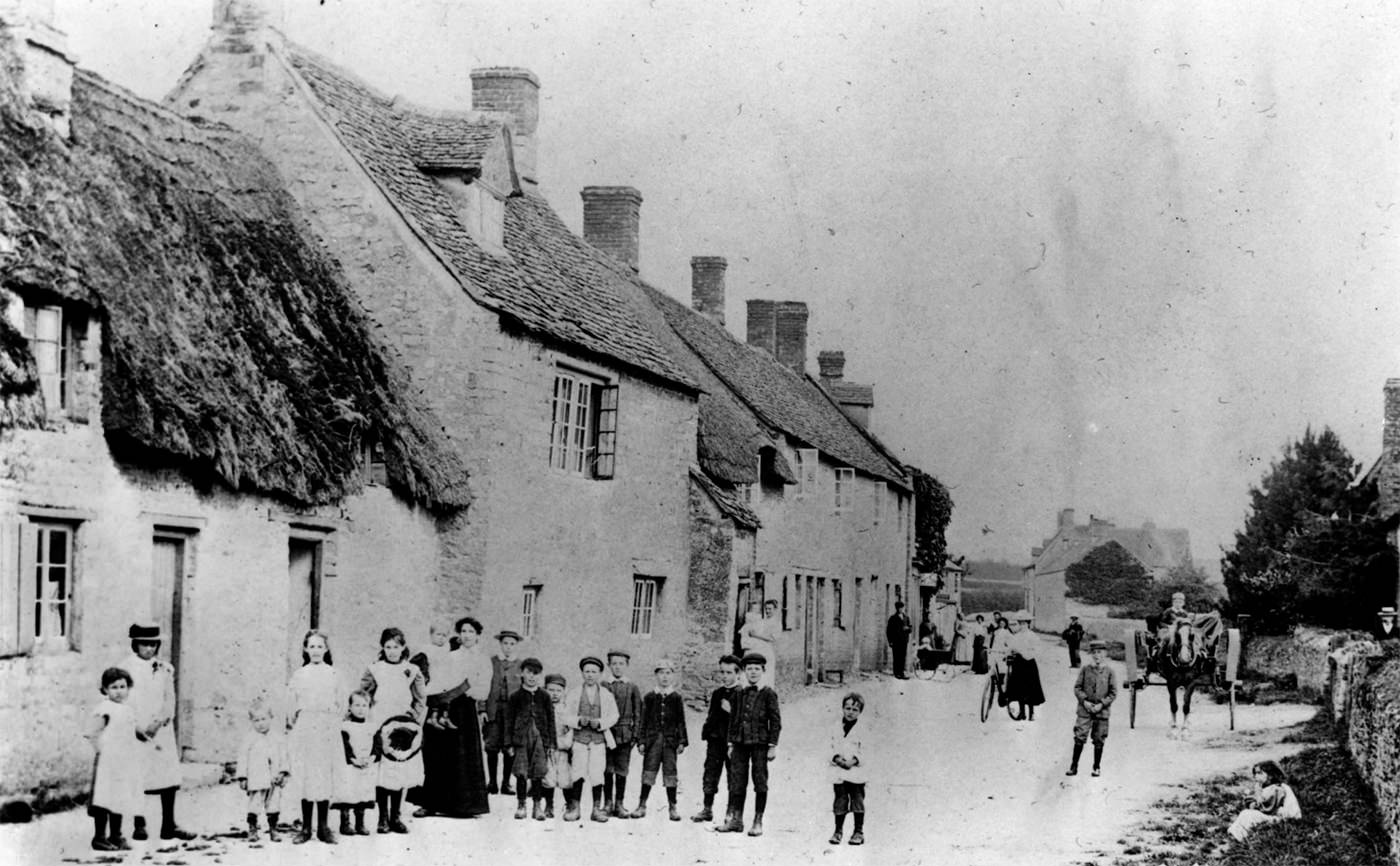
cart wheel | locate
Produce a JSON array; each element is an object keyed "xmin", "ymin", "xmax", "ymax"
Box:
[
  {"xmin": 1228, "ymin": 683, "xmax": 1236, "ymax": 731},
  {"xmin": 980, "ymin": 675, "xmax": 994, "ymax": 723},
  {"xmin": 1129, "ymin": 682, "xmax": 1138, "ymax": 729}
]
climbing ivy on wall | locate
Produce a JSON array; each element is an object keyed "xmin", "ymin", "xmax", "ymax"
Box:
[{"xmin": 908, "ymin": 465, "xmax": 953, "ymax": 574}]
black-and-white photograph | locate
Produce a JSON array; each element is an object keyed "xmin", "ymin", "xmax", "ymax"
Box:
[{"xmin": 1, "ymin": 1, "xmax": 1398, "ymax": 864}]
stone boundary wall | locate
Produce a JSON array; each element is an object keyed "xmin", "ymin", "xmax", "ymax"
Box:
[
  {"xmin": 1329, "ymin": 638, "xmax": 1400, "ymax": 864},
  {"xmin": 1243, "ymin": 626, "xmax": 1347, "ymax": 698}
]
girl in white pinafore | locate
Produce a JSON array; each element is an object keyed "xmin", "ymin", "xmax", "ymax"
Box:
[
  {"xmin": 361, "ymin": 627, "xmax": 426, "ymax": 834},
  {"xmin": 286, "ymin": 630, "xmax": 342, "ymax": 844},
  {"xmin": 87, "ymin": 667, "xmax": 145, "ymax": 850}
]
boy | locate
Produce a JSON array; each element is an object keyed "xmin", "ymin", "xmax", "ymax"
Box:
[
  {"xmin": 716, "ymin": 652, "xmax": 781, "ymax": 837},
  {"xmin": 236, "ymin": 698, "xmax": 290, "ymax": 842},
  {"xmin": 561, "ymin": 656, "xmax": 619, "ymax": 822},
  {"xmin": 484, "ymin": 630, "xmax": 524, "ymax": 795},
  {"xmin": 692, "ymin": 655, "xmax": 741, "ymax": 823},
  {"xmin": 604, "ymin": 650, "xmax": 643, "ymax": 818},
  {"xmin": 629, "ymin": 659, "xmax": 688, "ymax": 820},
  {"xmin": 503, "ymin": 657, "xmax": 554, "ymax": 820},
  {"xmin": 542, "ymin": 674, "xmax": 573, "ymax": 819},
  {"xmin": 1067, "ymin": 639, "xmax": 1117, "ymax": 777},
  {"xmin": 829, "ymin": 692, "xmax": 866, "ymax": 846}
]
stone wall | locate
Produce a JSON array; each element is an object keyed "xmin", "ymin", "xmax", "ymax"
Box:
[
  {"xmin": 1331, "ymin": 639, "xmax": 1400, "ymax": 863},
  {"xmin": 1243, "ymin": 626, "xmax": 1343, "ymax": 698}
]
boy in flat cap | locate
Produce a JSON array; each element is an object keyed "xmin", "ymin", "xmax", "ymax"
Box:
[
  {"xmin": 604, "ymin": 649, "xmax": 643, "ymax": 817},
  {"xmin": 542, "ymin": 673, "xmax": 573, "ymax": 819},
  {"xmin": 717, "ymin": 652, "xmax": 781, "ymax": 837},
  {"xmin": 485, "ymin": 630, "xmax": 524, "ymax": 795},
  {"xmin": 629, "ymin": 659, "xmax": 688, "ymax": 820},
  {"xmin": 692, "ymin": 655, "xmax": 742, "ymax": 823},
  {"xmin": 560, "ymin": 656, "xmax": 619, "ymax": 822},
  {"xmin": 121, "ymin": 624, "xmax": 195, "ymax": 841},
  {"xmin": 504, "ymin": 657, "xmax": 554, "ymax": 820},
  {"xmin": 1068, "ymin": 639, "xmax": 1117, "ymax": 777}
]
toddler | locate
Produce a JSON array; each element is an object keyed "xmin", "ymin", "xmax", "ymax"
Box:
[
  {"xmin": 87, "ymin": 667, "xmax": 143, "ymax": 851},
  {"xmin": 542, "ymin": 673, "xmax": 573, "ymax": 819},
  {"xmin": 419, "ymin": 623, "xmax": 456, "ymax": 730},
  {"xmin": 334, "ymin": 691, "xmax": 377, "ymax": 836},
  {"xmin": 236, "ymin": 697, "xmax": 290, "ymax": 842}
]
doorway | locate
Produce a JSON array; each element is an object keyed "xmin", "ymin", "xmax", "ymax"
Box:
[
  {"xmin": 288, "ymin": 536, "xmax": 323, "ymax": 678},
  {"xmin": 151, "ymin": 532, "xmax": 193, "ymax": 752}
]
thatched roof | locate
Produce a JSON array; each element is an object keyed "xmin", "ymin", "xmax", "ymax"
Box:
[
  {"xmin": 0, "ymin": 35, "xmax": 469, "ymax": 510},
  {"xmin": 690, "ymin": 468, "xmax": 759, "ymax": 531},
  {"xmin": 278, "ymin": 44, "xmax": 698, "ymax": 394}
]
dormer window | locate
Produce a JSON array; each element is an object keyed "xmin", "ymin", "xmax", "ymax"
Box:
[
  {"xmin": 431, "ymin": 172, "xmax": 507, "ymax": 256},
  {"xmin": 5, "ymin": 291, "xmax": 89, "ymax": 419}
]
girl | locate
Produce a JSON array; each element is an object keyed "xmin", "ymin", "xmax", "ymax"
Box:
[
  {"xmin": 1228, "ymin": 760, "xmax": 1301, "ymax": 841},
  {"xmin": 828, "ymin": 692, "xmax": 866, "ymax": 846},
  {"xmin": 971, "ymin": 615, "xmax": 989, "ymax": 674},
  {"xmin": 334, "ymin": 690, "xmax": 377, "ymax": 837},
  {"xmin": 361, "ymin": 627, "xmax": 426, "ymax": 834},
  {"xmin": 287, "ymin": 630, "xmax": 341, "ymax": 844},
  {"xmin": 87, "ymin": 667, "xmax": 144, "ymax": 851}
]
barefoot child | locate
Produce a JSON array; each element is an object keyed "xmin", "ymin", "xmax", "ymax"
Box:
[
  {"xmin": 334, "ymin": 691, "xmax": 376, "ymax": 837},
  {"xmin": 504, "ymin": 657, "xmax": 554, "ymax": 820},
  {"xmin": 542, "ymin": 673, "xmax": 573, "ymax": 819},
  {"xmin": 1228, "ymin": 760, "xmax": 1301, "ymax": 841},
  {"xmin": 630, "ymin": 659, "xmax": 688, "ymax": 821},
  {"xmin": 87, "ymin": 668, "xmax": 143, "ymax": 851},
  {"xmin": 692, "ymin": 655, "xmax": 741, "ymax": 823},
  {"xmin": 1067, "ymin": 639, "xmax": 1117, "ymax": 777},
  {"xmin": 236, "ymin": 697, "xmax": 289, "ymax": 842},
  {"xmin": 287, "ymin": 630, "xmax": 340, "ymax": 844},
  {"xmin": 829, "ymin": 692, "xmax": 866, "ymax": 846}
]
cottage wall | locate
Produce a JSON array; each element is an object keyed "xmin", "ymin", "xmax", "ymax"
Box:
[
  {"xmin": 0, "ymin": 418, "xmax": 440, "ymax": 804},
  {"xmin": 683, "ymin": 481, "xmax": 755, "ymax": 696},
  {"xmin": 750, "ymin": 448, "xmax": 911, "ymax": 686},
  {"xmin": 1031, "ymin": 570, "xmax": 1069, "ymax": 630},
  {"xmin": 169, "ymin": 38, "xmax": 698, "ymax": 678}
]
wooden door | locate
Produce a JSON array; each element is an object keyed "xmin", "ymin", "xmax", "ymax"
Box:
[
  {"xmin": 151, "ymin": 534, "xmax": 190, "ymax": 751},
  {"xmin": 802, "ymin": 575, "xmax": 815, "ymax": 682},
  {"xmin": 287, "ymin": 538, "xmax": 322, "ymax": 678}
]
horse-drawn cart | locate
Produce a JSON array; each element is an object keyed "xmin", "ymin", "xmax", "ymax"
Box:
[{"xmin": 1123, "ymin": 617, "xmax": 1241, "ymax": 731}]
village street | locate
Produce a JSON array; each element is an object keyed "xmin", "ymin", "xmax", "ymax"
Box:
[{"xmin": 1, "ymin": 632, "xmax": 1316, "ymax": 866}]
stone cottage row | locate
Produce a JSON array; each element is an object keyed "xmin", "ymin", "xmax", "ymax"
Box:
[{"xmin": 0, "ymin": 0, "xmax": 927, "ymax": 802}]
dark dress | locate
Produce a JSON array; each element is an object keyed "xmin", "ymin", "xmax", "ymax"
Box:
[
  {"xmin": 971, "ymin": 633, "xmax": 988, "ymax": 674},
  {"xmin": 409, "ymin": 660, "xmax": 490, "ymax": 817}
]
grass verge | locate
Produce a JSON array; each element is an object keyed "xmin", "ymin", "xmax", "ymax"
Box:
[{"xmin": 1103, "ymin": 711, "xmax": 1391, "ymax": 865}]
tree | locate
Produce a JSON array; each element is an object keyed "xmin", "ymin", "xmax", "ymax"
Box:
[
  {"xmin": 1065, "ymin": 541, "xmax": 1152, "ymax": 607},
  {"xmin": 1222, "ymin": 426, "xmax": 1395, "ymax": 633},
  {"xmin": 907, "ymin": 465, "xmax": 953, "ymax": 574},
  {"xmin": 1111, "ymin": 562, "xmax": 1224, "ymax": 620}
]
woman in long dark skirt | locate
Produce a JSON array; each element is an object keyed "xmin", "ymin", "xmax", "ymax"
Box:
[
  {"xmin": 971, "ymin": 614, "xmax": 989, "ymax": 675},
  {"xmin": 410, "ymin": 617, "xmax": 491, "ymax": 818}
]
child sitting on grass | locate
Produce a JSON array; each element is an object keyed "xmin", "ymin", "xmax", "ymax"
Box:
[{"xmin": 1228, "ymin": 760, "xmax": 1301, "ymax": 842}]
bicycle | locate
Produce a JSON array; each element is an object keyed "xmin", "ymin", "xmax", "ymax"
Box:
[{"xmin": 979, "ymin": 656, "xmax": 1025, "ymax": 723}]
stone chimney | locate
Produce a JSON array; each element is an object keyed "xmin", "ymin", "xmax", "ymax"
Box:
[
  {"xmin": 471, "ymin": 67, "xmax": 539, "ymax": 188},
  {"xmin": 690, "ymin": 256, "xmax": 727, "ymax": 325},
  {"xmin": 745, "ymin": 300, "xmax": 808, "ymax": 374},
  {"xmin": 1385, "ymin": 379, "xmax": 1400, "ymax": 452},
  {"xmin": 1380, "ymin": 379, "xmax": 1400, "ymax": 522},
  {"xmin": 1058, "ymin": 508, "xmax": 1076, "ymax": 531},
  {"xmin": 817, "ymin": 350, "xmax": 845, "ymax": 382},
  {"xmin": 0, "ymin": 0, "xmax": 75, "ymax": 138},
  {"xmin": 581, "ymin": 186, "xmax": 642, "ymax": 271}
]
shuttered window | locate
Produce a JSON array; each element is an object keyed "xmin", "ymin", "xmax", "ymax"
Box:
[
  {"xmin": 549, "ymin": 369, "xmax": 618, "ymax": 479},
  {"xmin": 2, "ymin": 520, "xmax": 79, "ymax": 656}
]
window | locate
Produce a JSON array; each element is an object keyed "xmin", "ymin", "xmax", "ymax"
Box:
[
  {"xmin": 548, "ymin": 369, "xmax": 618, "ymax": 479},
  {"xmin": 834, "ymin": 467, "xmax": 855, "ymax": 512},
  {"xmin": 630, "ymin": 576, "xmax": 660, "ymax": 637},
  {"xmin": 781, "ymin": 576, "xmax": 790, "ymax": 631},
  {"xmin": 833, "ymin": 579, "xmax": 844, "ymax": 628},
  {"xmin": 897, "ymin": 496, "xmax": 905, "ymax": 533},
  {"xmin": 752, "ymin": 571, "xmax": 765, "ymax": 609},
  {"xmin": 737, "ymin": 482, "xmax": 754, "ymax": 505},
  {"xmin": 3, "ymin": 520, "xmax": 79, "ymax": 655},
  {"xmin": 873, "ymin": 482, "xmax": 886, "ymax": 523},
  {"xmin": 360, "ymin": 437, "xmax": 387, "ymax": 486},
  {"xmin": 794, "ymin": 448, "xmax": 819, "ymax": 497},
  {"xmin": 522, "ymin": 585, "xmax": 540, "ymax": 637},
  {"xmin": 16, "ymin": 299, "xmax": 86, "ymax": 416}
]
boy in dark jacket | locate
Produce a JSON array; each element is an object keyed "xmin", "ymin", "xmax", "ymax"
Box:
[
  {"xmin": 692, "ymin": 655, "xmax": 741, "ymax": 823},
  {"xmin": 604, "ymin": 650, "xmax": 643, "ymax": 817},
  {"xmin": 716, "ymin": 652, "xmax": 781, "ymax": 837},
  {"xmin": 485, "ymin": 630, "xmax": 524, "ymax": 795},
  {"xmin": 629, "ymin": 659, "xmax": 689, "ymax": 821},
  {"xmin": 503, "ymin": 657, "xmax": 555, "ymax": 820}
]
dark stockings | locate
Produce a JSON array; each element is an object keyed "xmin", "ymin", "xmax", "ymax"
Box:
[{"xmin": 755, "ymin": 791, "xmax": 768, "ymax": 817}]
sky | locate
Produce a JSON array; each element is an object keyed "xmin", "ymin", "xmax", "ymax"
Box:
[{"xmin": 47, "ymin": 0, "xmax": 1400, "ymax": 573}]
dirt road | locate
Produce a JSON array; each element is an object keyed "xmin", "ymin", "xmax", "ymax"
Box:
[{"xmin": 1, "ymin": 633, "xmax": 1314, "ymax": 865}]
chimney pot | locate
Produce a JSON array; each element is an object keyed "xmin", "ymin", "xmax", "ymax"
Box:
[
  {"xmin": 471, "ymin": 67, "xmax": 540, "ymax": 188},
  {"xmin": 1058, "ymin": 508, "xmax": 1076, "ymax": 531},
  {"xmin": 817, "ymin": 350, "xmax": 845, "ymax": 381},
  {"xmin": 690, "ymin": 256, "xmax": 727, "ymax": 325},
  {"xmin": 746, "ymin": 300, "xmax": 808, "ymax": 375},
  {"xmin": 581, "ymin": 186, "xmax": 642, "ymax": 271}
]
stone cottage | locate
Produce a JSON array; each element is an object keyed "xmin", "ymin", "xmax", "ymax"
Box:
[
  {"xmin": 1025, "ymin": 508, "xmax": 1192, "ymax": 629},
  {"xmin": 0, "ymin": 7, "xmax": 470, "ymax": 805},
  {"xmin": 167, "ymin": 2, "xmax": 704, "ymax": 675}
]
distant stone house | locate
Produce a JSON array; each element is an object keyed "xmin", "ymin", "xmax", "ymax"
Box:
[
  {"xmin": 0, "ymin": 12, "xmax": 469, "ymax": 804},
  {"xmin": 167, "ymin": 3, "xmax": 705, "ymax": 675},
  {"xmin": 617, "ymin": 256, "xmax": 915, "ymax": 686},
  {"xmin": 1026, "ymin": 508, "xmax": 1192, "ymax": 629},
  {"xmin": 1362, "ymin": 379, "xmax": 1400, "ymax": 607}
]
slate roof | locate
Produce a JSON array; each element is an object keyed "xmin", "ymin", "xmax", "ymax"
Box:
[
  {"xmin": 1033, "ymin": 521, "xmax": 1192, "ymax": 576},
  {"xmin": 399, "ymin": 110, "xmax": 501, "ymax": 172},
  {"xmin": 638, "ymin": 284, "xmax": 909, "ymax": 487},
  {"xmin": 690, "ymin": 468, "xmax": 760, "ymax": 531},
  {"xmin": 281, "ymin": 45, "xmax": 695, "ymax": 393}
]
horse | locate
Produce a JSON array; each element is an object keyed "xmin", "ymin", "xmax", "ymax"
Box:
[{"xmin": 1158, "ymin": 619, "xmax": 1211, "ymax": 738}]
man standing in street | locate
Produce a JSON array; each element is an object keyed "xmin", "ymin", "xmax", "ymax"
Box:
[
  {"xmin": 1062, "ymin": 616, "xmax": 1085, "ymax": 668},
  {"xmin": 886, "ymin": 602, "xmax": 913, "ymax": 679}
]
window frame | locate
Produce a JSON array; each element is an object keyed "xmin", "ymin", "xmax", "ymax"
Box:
[
  {"xmin": 873, "ymin": 481, "xmax": 886, "ymax": 524},
  {"xmin": 833, "ymin": 578, "xmax": 844, "ymax": 629},
  {"xmin": 630, "ymin": 575, "xmax": 661, "ymax": 638},
  {"xmin": 17, "ymin": 298, "xmax": 86, "ymax": 417},
  {"xmin": 2, "ymin": 518, "xmax": 83, "ymax": 656},
  {"xmin": 522, "ymin": 584, "xmax": 541, "ymax": 638},
  {"xmin": 794, "ymin": 448, "xmax": 819, "ymax": 498},
  {"xmin": 548, "ymin": 367, "xmax": 618, "ymax": 480},
  {"xmin": 780, "ymin": 575, "xmax": 791, "ymax": 631},
  {"xmin": 834, "ymin": 467, "xmax": 856, "ymax": 512}
]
